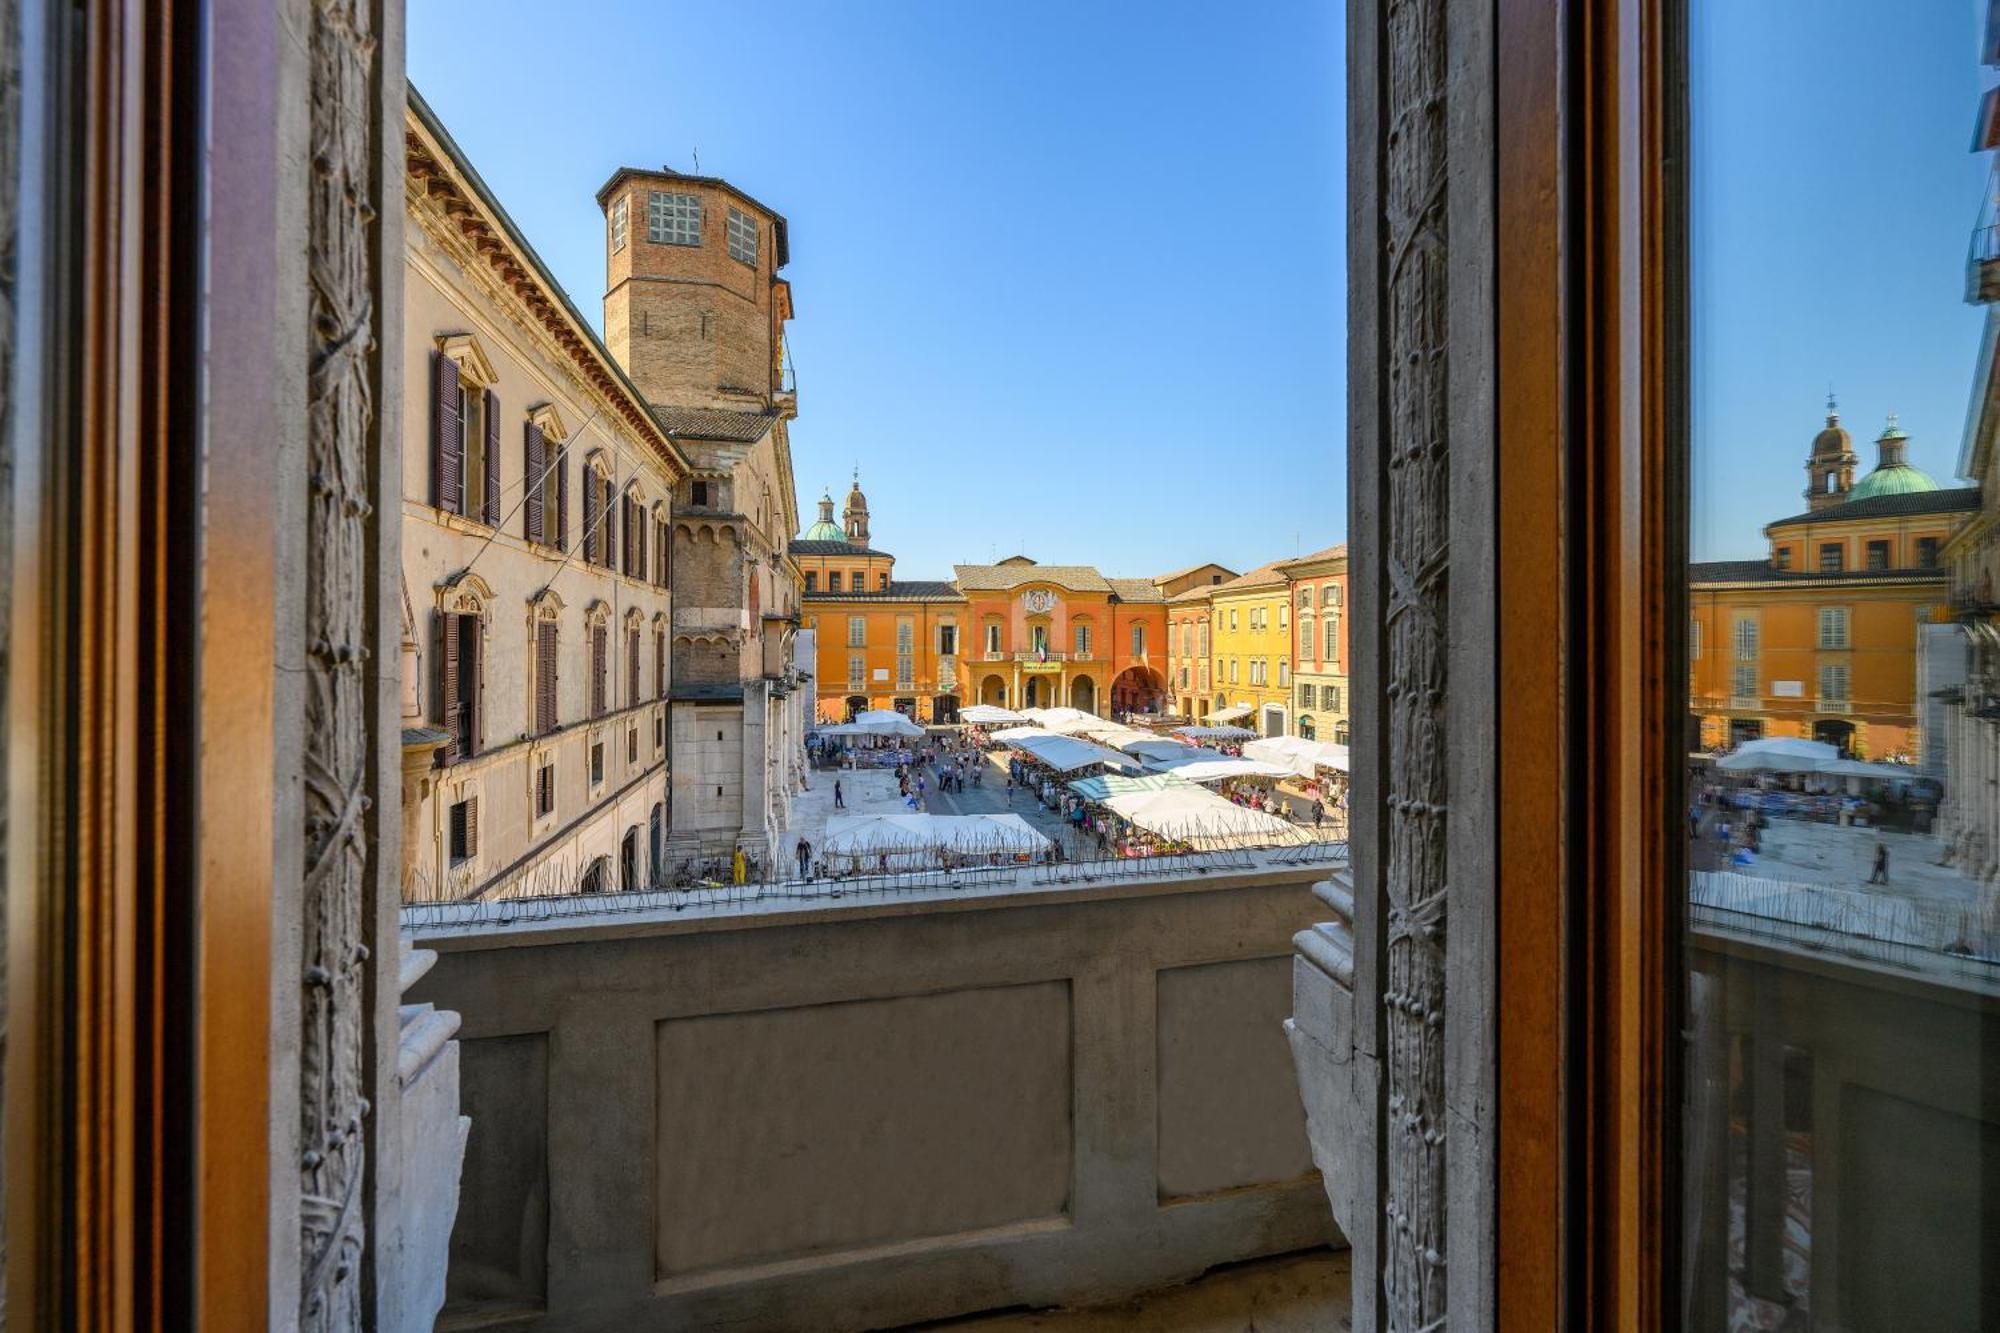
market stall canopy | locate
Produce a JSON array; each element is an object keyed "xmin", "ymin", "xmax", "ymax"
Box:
[
  {"xmin": 1022, "ymin": 706, "xmax": 1113, "ymax": 735},
  {"xmin": 1142, "ymin": 751, "xmax": 1295, "ymax": 784},
  {"xmin": 1121, "ymin": 738, "xmax": 1196, "ymax": 764},
  {"xmin": 958, "ymin": 704, "xmax": 1027, "ymax": 725},
  {"xmin": 1008, "ymin": 731, "xmax": 1146, "ymax": 774},
  {"xmin": 1172, "ymin": 724, "xmax": 1256, "ymax": 741},
  {"xmin": 1244, "ymin": 736, "xmax": 1351, "ymax": 777},
  {"xmin": 989, "ymin": 725, "xmax": 1057, "ymax": 743},
  {"xmin": 850, "ymin": 708, "xmax": 926, "ymax": 738},
  {"xmin": 822, "ymin": 813, "xmax": 1051, "ymax": 866},
  {"xmin": 1065, "ymin": 772, "xmax": 1198, "ymax": 803},
  {"xmin": 1715, "ymin": 737, "xmax": 1839, "ymax": 773},
  {"xmin": 1209, "ymin": 704, "xmax": 1254, "ymax": 723},
  {"xmin": 1098, "ymin": 784, "xmax": 1309, "ymax": 850},
  {"xmin": 1077, "ymin": 723, "xmax": 1157, "ymax": 750},
  {"xmin": 1815, "ymin": 758, "xmax": 1921, "ymax": 781}
]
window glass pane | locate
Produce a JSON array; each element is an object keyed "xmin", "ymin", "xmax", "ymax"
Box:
[{"xmin": 1686, "ymin": 5, "xmax": 1997, "ymax": 1328}]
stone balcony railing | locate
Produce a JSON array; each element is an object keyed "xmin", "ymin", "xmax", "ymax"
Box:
[{"xmin": 406, "ymin": 855, "xmax": 1344, "ymax": 1330}]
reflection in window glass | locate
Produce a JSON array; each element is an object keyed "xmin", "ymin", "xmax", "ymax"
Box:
[{"xmin": 1686, "ymin": 4, "xmax": 1997, "ymax": 1329}]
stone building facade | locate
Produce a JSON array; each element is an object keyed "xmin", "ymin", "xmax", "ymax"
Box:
[
  {"xmin": 790, "ymin": 497, "xmax": 1178, "ymax": 722},
  {"xmin": 1280, "ymin": 545, "xmax": 1351, "ymax": 745},
  {"xmin": 597, "ymin": 165, "xmax": 808, "ymax": 869},
  {"xmin": 400, "ymin": 93, "xmax": 685, "ymax": 902},
  {"xmin": 1207, "ymin": 561, "xmax": 1299, "ymax": 737},
  {"xmin": 1689, "ymin": 409, "xmax": 1975, "ymax": 758}
]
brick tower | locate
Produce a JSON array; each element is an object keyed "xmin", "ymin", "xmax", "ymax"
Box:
[{"xmin": 596, "ymin": 165, "xmax": 795, "ymax": 417}]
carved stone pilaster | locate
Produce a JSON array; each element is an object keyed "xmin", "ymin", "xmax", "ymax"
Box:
[
  {"xmin": 299, "ymin": 0, "xmax": 381, "ymax": 1326},
  {"xmin": 1379, "ymin": 0, "xmax": 1452, "ymax": 1320}
]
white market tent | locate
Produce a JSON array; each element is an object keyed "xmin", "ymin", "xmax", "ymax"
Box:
[
  {"xmin": 1022, "ymin": 706, "xmax": 1112, "ymax": 735},
  {"xmin": 1077, "ymin": 723, "xmax": 1157, "ymax": 750},
  {"xmin": 1142, "ymin": 750, "xmax": 1295, "ymax": 784},
  {"xmin": 1121, "ymin": 737, "xmax": 1196, "ymax": 764},
  {"xmin": 850, "ymin": 708, "xmax": 926, "ymax": 739},
  {"xmin": 1245, "ymin": 735, "xmax": 1351, "ymax": 777},
  {"xmin": 1816, "ymin": 758, "xmax": 1920, "ymax": 781},
  {"xmin": 1715, "ymin": 737, "xmax": 1838, "ymax": 773},
  {"xmin": 989, "ymin": 725, "xmax": 1056, "ymax": 743},
  {"xmin": 1210, "ymin": 704, "xmax": 1254, "ymax": 723},
  {"xmin": 958, "ymin": 703, "xmax": 1027, "ymax": 725},
  {"xmin": 1173, "ymin": 724, "xmax": 1256, "ymax": 741},
  {"xmin": 1098, "ymin": 784, "xmax": 1308, "ymax": 851},
  {"xmin": 821, "ymin": 813, "xmax": 1051, "ymax": 871},
  {"xmin": 1007, "ymin": 731, "xmax": 1146, "ymax": 774}
]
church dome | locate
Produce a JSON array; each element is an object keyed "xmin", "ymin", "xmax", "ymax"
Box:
[
  {"xmin": 802, "ymin": 489, "xmax": 847, "ymax": 543},
  {"xmin": 1847, "ymin": 416, "xmax": 1941, "ymax": 501}
]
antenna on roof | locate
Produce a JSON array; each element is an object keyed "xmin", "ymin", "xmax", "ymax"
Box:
[{"xmin": 692, "ymin": 147, "xmax": 700, "ymax": 175}]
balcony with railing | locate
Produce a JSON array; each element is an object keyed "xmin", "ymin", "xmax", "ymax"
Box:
[
  {"xmin": 1014, "ymin": 650, "xmax": 1068, "ymax": 663},
  {"xmin": 1968, "ymin": 167, "xmax": 2000, "ymax": 303}
]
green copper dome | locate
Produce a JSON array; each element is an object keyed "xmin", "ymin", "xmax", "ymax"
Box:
[
  {"xmin": 1847, "ymin": 415, "xmax": 1941, "ymax": 501},
  {"xmin": 801, "ymin": 489, "xmax": 849, "ymax": 543}
]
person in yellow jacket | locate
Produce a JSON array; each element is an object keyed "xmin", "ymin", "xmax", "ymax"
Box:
[{"xmin": 732, "ymin": 848, "xmax": 746, "ymax": 886}]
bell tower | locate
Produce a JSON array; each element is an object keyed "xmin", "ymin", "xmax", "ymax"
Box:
[
  {"xmin": 1804, "ymin": 393, "xmax": 1857, "ymax": 511},
  {"xmin": 596, "ymin": 165, "xmax": 794, "ymax": 416},
  {"xmin": 843, "ymin": 470, "xmax": 871, "ymax": 544}
]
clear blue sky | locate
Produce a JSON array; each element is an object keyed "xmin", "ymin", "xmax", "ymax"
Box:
[
  {"xmin": 411, "ymin": 2, "xmax": 1990, "ymax": 575},
  {"xmin": 409, "ymin": 2, "xmax": 1346, "ymax": 579},
  {"xmin": 1690, "ymin": 0, "xmax": 1991, "ymax": 560}
]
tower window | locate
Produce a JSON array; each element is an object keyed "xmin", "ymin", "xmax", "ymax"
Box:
[
  {"xmin": 610, "ymin": 196, "xmax": 628, "ymax": 253},
  {"xmin": 1865, "ymin": 540, "xmax": 1890, "ymax": 571},
  {"xmin": 1819, "ymin": 544, "xmax": 1844, "ymax": 573},
  {"xmin": 828, "ymin": 571, "xmax": 841, "ymax": 592},
  {"xmin": 690, "ymin": 479, "xmax": 710, "ymax": 506},
  {"xmin": 804, "ymin": 571, "xmax": 817, "ymax": 592},
  {"xmin": 1773, "ymin": 545, "xmax": 1791, "ymax": 570},
  {"xmin": 647, "ymin": 190, "xmax": 702, "ymax": 246},
  {"xmin": 726, "ymin": 206, "xmax": 759, "ymax": 265},
  {"xmin": 1916, "ymin": 536, "xmax": 1941, "ymax": 568}
]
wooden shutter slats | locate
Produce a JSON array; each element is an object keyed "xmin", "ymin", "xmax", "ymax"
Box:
[
  {"xmin": 483, "ymin": 387, "xmax": 501, "ymax": 525},
  {"xmin": 556, "ymin": 452, "xmax": 569, "ymax": 550},
  {"xmin": 582, "ymin": 472, "xmax": 599, "ymax": 563},
  {"xmin": 464, "ymin": 795, "xmax": 478, "ymax": 858},
  {"xmin": 467, "ymin": 616, "xmax": 484, "ymax": 755},
  {"xmin": 524, "ymin": 422, "xmax": 546, "ymax": 544},
  {"xmin": 436, "ymin": 608, "xmax": 461, "ymax": 762},
  {"xmin": 536, "ymin": 620, "xmax": 558, "ymax": 734},
  {"xmin": 434, "ymin": 353, "xmax": 462, "ymax": 514},
  {"xmin": 628, "ymin": 628, "xmax": 640, "ymax": 708},
  {"xmin": 601, "ymin": 477, "xmax": 616, "ymax": 569}
]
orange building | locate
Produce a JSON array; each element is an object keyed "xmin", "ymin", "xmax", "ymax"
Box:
[
  {"xmin": 1690, "ymin": 407, "xmax": 1978, "ymax": 758},
  {"xmin": 790, "ymin": 484, "xmax": 1181, "ymax": 723}
]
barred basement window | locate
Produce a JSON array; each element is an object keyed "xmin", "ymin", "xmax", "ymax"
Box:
[
  {"xmin": 610, "ymin": 195, "xmax": 628, "ymax": 252},
  {"xmin": 726, "ymin": 206, "xmax": 758, "ymax": 265},
  {"xmin": 647, "ymin": 190, "xmax": 702, "ymax": 245}
]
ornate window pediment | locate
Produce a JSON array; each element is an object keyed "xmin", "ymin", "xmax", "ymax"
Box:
[
  {"xmin": 436, "ymin": 332, "xmax": 498, "ymax": 389},
  {"xmin": 439, "ymin": 570, "xmax": 495, "ymax": 616},
  {"xmin": 527, "ymin": 402, "xmax": 569, "ymax": 443}
]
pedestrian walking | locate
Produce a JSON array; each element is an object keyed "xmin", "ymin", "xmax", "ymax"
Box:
[
  {"xmin": 1312, "ymin": 799, "xmax": 1325, "ymax": 829},
  {"xmin": 834, "ymin": 779, "xmax": 845, "ymax": 810},
  {"xmin": 796, "ymin": 837, "xmax": 812, "ymax": 879},
  {"xmin": 1868, "ymin": 840, "xmax": 1890, "ymax": 884}
]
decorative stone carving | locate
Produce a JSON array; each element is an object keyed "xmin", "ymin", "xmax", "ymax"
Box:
[
  {"xmin": 1380, "ymin": 0, "xmax": 1451, "ymax": 1321},
  {"xmin": 300, "ymin": 0, "xmax": 380, "ymax": 1326}
]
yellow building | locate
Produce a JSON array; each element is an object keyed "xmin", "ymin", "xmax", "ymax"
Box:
[
  {"xmin": 1690, "ymin": 408, "xmax": 1976, "ymax": 758},
  {"xmin": 1207, "ymin": 560, "xmax": 1297, "ymax": 737},
  {"xmin": 1278, "ymin": 544, "xmax": 1350, "ymax": 744}
]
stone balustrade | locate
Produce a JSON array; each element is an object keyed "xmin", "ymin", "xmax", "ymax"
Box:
[{"xmin": 407, "ymin": 862, "xmax": 1342, "ymax": 1330}]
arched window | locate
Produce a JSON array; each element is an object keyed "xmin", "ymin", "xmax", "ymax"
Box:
[
  {"xmin": 524, "ymin": 404, "xmax": 568, "ymax": 549},
  {"xmin": 584, "ymin": 601, "xmax": 611, "ymax": 717},
  {"xmin": 625, "ymin": 609, "xmax": 645, "ymax": 707},
  {"xmin": 582, "ymin": 453, "xmax": 616, "ymax": 568},
  {"xmin": 434, "ymin": 574, "xmax": 493, "ymax": 762}
]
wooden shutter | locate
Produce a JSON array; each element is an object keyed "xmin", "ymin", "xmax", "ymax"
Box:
[
  {"xmin": 655, "ymin": 519, "xmax": 667, "ymax": 587},
  {"xmin": 628, "ymin": 628, "xmax": 640, "ymax": 707},
  {"xmin": 467, "ymin": 617, "xmax": 484, "ymax": 755},
  {"xmin": 536, "ymin": 620, "xmax": 558, "ymax": 734},
  {"xmin": 434, "ymin": 609, "xmax": 461, "ymax": 762},
  {"xmin": 591, "ymin": 624, "xmax": 607, "ymax": 716},
  {"xmin": 524, "ymin": 421, "xmax": 545, "ymax": 544},
  {"xmin": 433, "ymin": 353, "xmax": 462, "ymax": 513},
  {"xmin": 483, "ymin": 387, "xmax": 500, "ymax": 525},
  {"xmin": 656, "ymin": 629, "xmax": 666, "ymax": 700},
  {"xmin": 601, "ymin": 478, "xmax": 616, "ymax": 568},
  {"xmin": 463, "ymin": 795, "xmax": 478, "ymax": 858},
  {"xmin": 556, "ymin": 453, "xmax": 569, "ymax": 549},
  {"xmin": 582, "ymin": 472, "xmax": 599, "ymax": 563}
]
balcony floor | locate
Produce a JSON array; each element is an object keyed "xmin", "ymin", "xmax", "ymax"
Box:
[{"xmin": 914, "ymin": 1248, "xmax": 1352, "ymax": 1332}]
